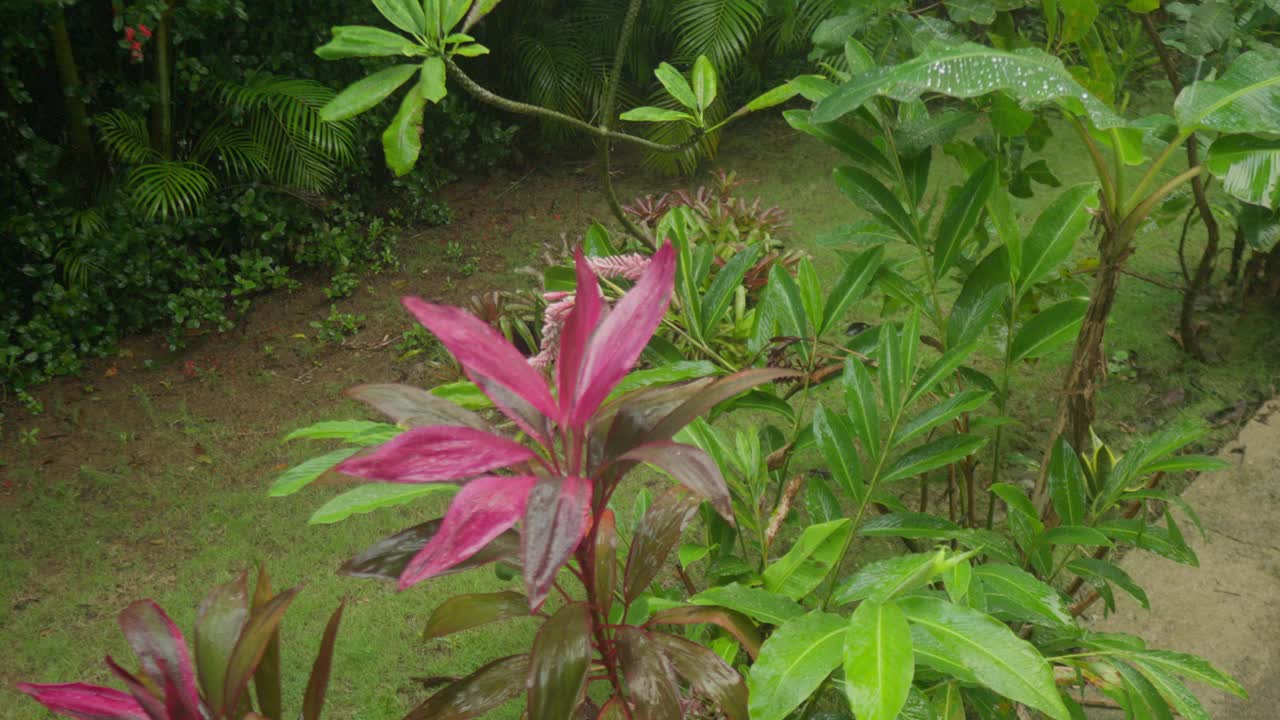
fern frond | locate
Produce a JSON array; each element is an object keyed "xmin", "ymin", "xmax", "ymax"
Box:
[
  {"xmin": 96, "ymin": 110, "xmax": 158, "ymax": 164},
  {"xmin": 127, "ymin": 161, "xmax": 218, "ymax": 219}
]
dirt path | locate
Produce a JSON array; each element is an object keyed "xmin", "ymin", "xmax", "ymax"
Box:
[{"xmin": 1087, "ymin": 397, "xmax": 1280, "ymax": 718}]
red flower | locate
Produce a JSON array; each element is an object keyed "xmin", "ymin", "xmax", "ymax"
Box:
[
  {"xmin": 138, "ymin": 24, "xmax": 152, "ymax": 38},
  {"xmin": 124, "ymin": 26, "xmax": 135, "ymax": 41}
]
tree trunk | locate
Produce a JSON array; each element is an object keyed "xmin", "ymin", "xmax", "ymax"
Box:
[
  {"xmin": 1228, "ymin": 224, "xmax": 1245, "ymax": 286},
  {"xmin": 50, "ymin": 6, "xmax": 97, "ymax": 180},
  {"xmin": 1061, "ymin": 227, "xmax": 1125, "ymax": 454},
  {"xmin": 151, "ymin": 3, "xmax": 175, "ymax": 159}
]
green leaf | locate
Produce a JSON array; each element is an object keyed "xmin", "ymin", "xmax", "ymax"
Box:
[
  {"xmin": 655, "ymin": 62, "xmax": 699, "ymax": 111},
  {"xmin": 813, "ymin": 43, "xmax": 1123, "ymax": 130},
  {"xmin": 1175, "ymin": 52, "xmax": 1280, "ymax": 136},
  {"xmin": 1098, "ymin": 518, "xmax": 1198, "ymax": 566},
  {"xmin": 881, "ymin": 434, "xmax": 987, "ymax": 484},
  {"xmin": 1067, "ymin": 558, "xmax": 1148, "ymax": 609},
  {"xmin": 430, "ymin": 380, "xmax": 492, "ymax": 409},
  {"xmin": 611, "ymin": 362, "xmax": 719, "ymax": 399},
  {"xmin": 308, "ymin": 484, "xmax": 455, "ymax": 524},
  {"xmin": 195, "ymin": 574, "xmax": 250, "ymax": 716},
  {"xmin": 797, "ymin": 258, "xmax": 824, "ymax": 335},
  {"xmin": 440, "ymin": 0, "xmax": 471, "ymax": 32},
  {"xmin": 745, "ymin": 82, "xmax": 801, "ymax": 111},
  {"xmin": 908, "ymin": 340, "xmax": 980, "ymax": 405},
  {"xmin": 844, "ymin": 601, "xmax": 914, "ymax": 720},
  {"xmin": 762, "ymin": 519, "xmax": 852, "ymax": 600},
  {"xmin": 813, "ymin": 405, "xmax": 866, "ymax": 503},
  {"xmin": 836, "ymin": 166, "xmax": 918, "ymax": 245},
  {"xmin": 423, "ymin": 591, "xmax": 529, "ymax": 639},
  {"xmin": 1011, "ymin": 298, "xmax": 1087, "ymax": 362},
  {"xmin": 527, "ymin": 604, "xmax": 591, "ymax": 720},
  {"xmin": 748, "ymin": 611, "xmax": 846, "ymax": 720},
  {"xmin": 767, "ymin": 264, "xmax": 809, "ymax": 339},
  {"xmin": 315, "ymin": 25, "xmax": 421, "ymax": 60},
  {"xmin": 382, "ymin": 75, "xmax": 426, "ymax": 176},
  {"xmin": 843, "ymin": 356, "xmax": 882, "ymax": 464},
  {"xmin": 692, "ymin": 55, "xmax": 718, "ymax": 111},
  {"xmin": 1048, "ymin": 437, "xmax": 1087, "ymax": 526},
  {"xmin": 1128, "ymin": 649, "xmax": 1246, "ymax": 699},
  {"xmin": 897, "ymin": 391, "xmax": 993, "ymax": 445},
  {"xmin": 821, "ymin": 245, "xmax": 884, "ymax": 335},
  {"xmin": 1018, "ymin": 184, "xmax": 1097, "ymax": 293},
  {"xmin": 1042, "ymin": 525, "xmax": 1112, "ymax": 547},
  {"xmin": 785, "ymin": 111, "xmax": 894, "ymax": 175},
  {"xmin": 858, "ymin": 512, "xmax": 961, "ymax": 539},
  {"xmin": 1206, "ymin": 135, "xmax": 1280, "ymax": 210},
  {"xmin": 620, "ymin": 106, "xmax": 696, "ymax": 123},
  {"xmin": 1130, "ymin": 659, "xmax": 1209, "ymax": 720},
  {"xmin": 934, "ymin": 161, "xmax": 997, "ymax": 279},
  {"xmin": 898, "ymin": 596, "xmax": 1070, "ymax": 720},
  {"xmin": 974, "ymin": 563, "xmax": 1074, "ymax": 628},
  {"xmin": 947, "ymin": 248, "xmax": 1009, "ymax": 349},
  {"xmin": 452, "ymin": 42, "xmax": 489, "ymax": 57},
  {"xmin": 421, "ymin": 57, "xmax": 447, "ymax": 103},
  {"xmin": 701, "ymin": 245, "xmax": 761, "ymax": 331},
  {"xmin": 372, "ymin": 0, "xmax": 427, "ymax": 34},
  {"xmin": 320, "ymin": 64, "xmax": 419, "ymax": 121},
  {"xmin": 269, "ymin": 447, "xmax": 360, "ymax": 497},
  {"xmin": 284, "ymin": 420, "xmax": 401, "ymax": 444},
  {"xmin": 690, "ymin": 583, "xmax": 804, "ymax": 626},
  {"xmin": 835, "ymin": 551, "xmax": 945, "ymax": 605},
  {"xmin": 224, "ymin": 585, "xmax": 300, "ymax": 714}
]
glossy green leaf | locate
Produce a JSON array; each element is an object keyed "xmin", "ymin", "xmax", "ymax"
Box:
[
  {"xmin": 813, "ymin": 43, "xmax": 1123, "ymax": 130},
  {"xmin": 797, "ymin": 258, "xmax": 824, "ymax": 334},
  {"xmin": 1175, "ymin": 52, "xmax": 1280, "ymax": 136},
  {"xmin": 843, "ymin": 357, "xmax": 882, "ymax": 465},
  {"xmin": 195, "ymin": 573, "xmax": 250, "ymax": 716},
  {"xmin": 747, "ymin": 611, "xmax": 846, "ymax": 720},
  {"xmin": 690, "ymin": 583, "xmax": 804, "ymax": 626},
  {"xmin": 382, "ymin": 74, "xmax": 426, "ymax": 176},
  {"xmin": 821, "ymin": 245, "xmax": 884, "ymax": 335},
  {"xmin": 655, "ymin": 62, "xmax": 698, "ymax": 111},
  {"xmin": 424, "ymin": 591, "xmax": 529, "ymax": 639},
  {"xmin": 813, "ymin": 404, "xmax": 865, "ymax": 503},
  {"xmin": 836, "ymin": 166, "xmax": 918, "ymax": 244},
  {"xmin": 768, "ymin": 264, "xmax": 809, "ymax": 338},
  {"xmin": 315, "ymin": 25, "xmax": 421, "ymax": 60},
  {"xmin": 1018, "ymin": 184, "xmax": 1096, "ymax": 293},
  {"xmin": 935, "ymin": 161, "xmax": 997, "ymax": 279},
  {"xmin": 692, "ymin": 55, "xmax": 718, "ymax": 111},
  {"xmin": 897, "ymin": 391, "xmax": 993, "ymax": 445},
  {"xmin": 405, "ymin": 655, "xmax": 528, "ymax": 720},
  {"xmin": 372, "ymin": 0, "xmax": 426, "ymax": 34},
  {"xmin": 1206, "ymin": 135, "xmax": 1280, "ymax": 210},
  {"xmin": 858, "ymin": 512, "xmax": 961, "ymax": 539},
  {"xmin": 898, "ymin": 596, "xmax": 1070, "ymax": 719},
  {"xmin": 421, "ymin": 57, "xmax": 447, "ymax": 103},
  {"xmin": 308, "ymin": 483, "xmax": 455, "ymax": 524},
  {"xmin": 625, "ymin": 489, "xmax": 699, "ymax": 602},
  {"xmin": 285, "ymin": 419, "xmax": 399, "ymax": 443},
  {"xmin": 620, "ymin": 106, "xmax": 696, "ymax": 123},
  {"xmin": 784, "ymin": 110, "xmax": 894, "ymax": 174},
  {"xmin": 1011, "ymin": 298, "xmax": 1087, "ymax": 362},
  {"xmin": 321, "ymin": 64, "xmax": 419, "ymax": 122},
  {"xmin": 762, "ymin": 519, "xmax": 852, "ymax": 600},
  {"xmin": 1098, "ymin": 518, "xmax": 1198, "ymax": 566},
  {"xmin": 974, "ymin": 563, "xmax": 1073, "ymax": 628},
  {"xmin": 527, "ymin": 604, "xmax": 591, "ymax": 720},
  {"xmin": 701, "ymin": 244, "xmax": 761, "ymax": 331},
  {"xmin": 269, "ymin": 447, "xmax": 360, "ymax": 497},
  {"xmin": 745, "ymin": 81, "xmax": 802, "ymax": 111},
  {"xmin": 1048, "ymin": 437, "xmax": 1087, "ymax": 526},
  {"xmin": 835, "ymin": 551, "xmax": 944, "ymax": 605},
  {"xmin": 881, "ymin": 434, "xmax": 987, "ymax": 484},
  {"xmin": 844, "ymin": 601, "xmax": 914, "ymax": 720},
  {"xmin": 1067, "ymin": 558, "xmax": 1148, "ymax": 609},
  {"xmin": 1042, "ymin": 525, "xmax": 1112, "ymax": 547}
]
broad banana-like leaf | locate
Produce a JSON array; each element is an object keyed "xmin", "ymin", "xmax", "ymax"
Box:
[
  {"xmin": 1174, "ymin": 52, "xmax": 1280, "ymax": 136},
  {"xmin": 1206, "ymin": 136, "xmax": 1280, "ymax": 209},
  {"xmin": 813, "ymin": 43, "xmax": 1123, "ymax": 129}
]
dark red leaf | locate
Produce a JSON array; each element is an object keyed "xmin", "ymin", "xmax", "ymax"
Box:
[
  {"xmin": 599, "ymin": 379, "xmax": 716, "ymax": 463},
  {"xmin": 16, "ymin": 682, "xmax": 149, "ymax": 719},
  {"xmin": 624, "ymin": 488, "xmax": 698, "ymax": 603},
  {"xmin": 527, "ymin": 604, "xmax": 592, "ymax": 720},
  {"xmin": 338, "ymin": 520, "xmax": 518, "ymax": 581},
  {"xmin": 194, "ymin": 572, "xmax": 249, "ymax": 716},
  {"xmin": 650, "ymin": 632, "xmax": 749, "ymax": 720},
  {"xmin": 345, "ymin": 383, "xmax": 487, "ymax": 428},
  {"xmin": 593, "ymin": 509, "xmax": 619, "ymax": 619},
  {"xmin": 615, "ymin": 627, "xmax": 681, "ymax": 720},
  {"xmin": 249, "ymin": 566, "xmax": 282, "ymax": 720},
  {"xmin": 645, "ymin": 605, "xmax": 762, "ymax": 660},
  {"xmin": 423, "ymin": 591, "xmax": 529, "ymax": 639},
  {"xmin": 116, "ymin": 600, "xmax": 202, "ymax": 719},
  {"xmin": 522, "ymin": 475, "xmax": 593, "ymax": 610},
  {"xmin": 641, "ymin": 368, "xmax": 801, "ymax": 445},
  {"xmin": 301, "ymin": 603, "xmax": 344, "ymax": 720},
  {"xmin": 404, "ymin": 655, "xmax": 529, "ymax": 720},
  {"xmin": 223, "ymin": 585, "xmax": 300, "ymax": 714},
  {"xmin": 619, "ymin": 442, "xmax": 733, "ymax": 523}
]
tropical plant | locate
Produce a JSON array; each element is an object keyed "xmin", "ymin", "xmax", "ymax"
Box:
[{"xmin": 18, "ymin": 567, "xmax": 343, "ymax": 720}]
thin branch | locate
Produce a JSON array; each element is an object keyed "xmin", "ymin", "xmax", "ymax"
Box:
[
  {"xmin": 1120, "ymin": 267, "xmax": 1185, "ymax": 292},
  {"xmin": 597, "ymin": 0, "xmax": 653, "ymax": 244}
]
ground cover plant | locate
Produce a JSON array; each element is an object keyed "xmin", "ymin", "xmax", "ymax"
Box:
[{"xmin": 9, "ymin": 0, "xmax": 1280, "ymax": 719}]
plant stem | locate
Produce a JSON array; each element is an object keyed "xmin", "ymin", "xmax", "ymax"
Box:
[{"xmin": 596, "ymin": 0, "xmax": 653, "ymax": 244}]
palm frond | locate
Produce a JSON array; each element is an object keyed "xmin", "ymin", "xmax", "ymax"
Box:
[
  {"xmin": 96, "ymin": 110, "xmax": 159, "ymax": 164},
  {"xmin": 192, "ymin": 124, "xmax": 269, "ymax": 178},
  {"xmin": 764, "ymin": 0, "xmax": 840, "ymax": 55},
  {"xmin": 671, "ymin": 0, "xmax": 766, "ymax": 73},
  {"xmin": 513, "ymin": 27, "xmax": 599, "ymax": 137},
  {"xmin": 127, "ymin": 161, "xmax": 218, "ymax": 220}
]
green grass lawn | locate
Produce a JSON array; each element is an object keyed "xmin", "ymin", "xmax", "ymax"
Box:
[{"xmin": 3, "ymin": 112, "xmax": 1278, "ymax": 719}]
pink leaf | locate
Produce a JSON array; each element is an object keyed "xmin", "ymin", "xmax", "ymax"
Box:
[
  {"xmin": 402, "ymin": 298, "xmax": 557, "ymax": 440},
  {"xmin": 522, "ymin": 475, "xmax": 593, "ymax": 611},
  {"xmin": 556, "ymin": 250, "xmax": 603, "ymax": 420},
  {"xmin": 116, "ymin": 601, "xmax": 201, "ymax": 718},
  {"xmin": 399, "ymin": 475, "xmax": 538, "ymax": 589},
  {"xmin": 16, "ymin": 682, "xmax": 148, "ymax": 720},
  {"xmin": 104, "ymin": 656, "xmax": 169, "ymax": 719},
  {"xmin": 570, "ymin": 242, "xmax": 676, "ymax": 427},
  {"xmin": 337, "ymin": 426, "xmax": 536, "ymax": 484}
]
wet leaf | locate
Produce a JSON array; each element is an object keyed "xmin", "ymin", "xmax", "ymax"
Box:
[
  {"xmin": 652, "ymin": 632, "xmax": 749, "ymax": 719},
  {"xmin": 424, "ymin": 591, "xmax": 529, "ymax": 639},
  {"xmin": 646, "ymin": 605, "xmax": 763, "ymax": 660},
  {"xmin": 748, "ymin": 611, "xmax": 846, "ymax": 720},
  {"xmin": 616, "ymin": 627, "xmax": 682, "ymax": 720},
  {"xmin": 405, "ymin": 655, "xmax": 529, "ymax": 720},
  {"xmin": 523, "ymin": 476, "xmax": 592, "ymax": 610},
  {"xmin": 194, "ymin": 573, "xmax": 249, "ymax": 716},
  {"xmin": 528, "ymin": 604, "xmax": 591, "ymax": 720},
  {"xmin": 624, "ymin": 488, "xmax": 699, "ymax": 602},
  {"xmin": 339, "ymin": 520, "xmax": 519, "ymax": 581}
]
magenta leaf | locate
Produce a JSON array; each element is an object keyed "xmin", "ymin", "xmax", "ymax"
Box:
[
  {"xmin": 339, "ymin": 520, "xmax": 519, "ymax": 581},
  {"xmin": 104, "ymin": 656, "xmax": 169, "ymax": 719},
  {"xmin": 528, "ymin": 604, "xmax": 592, "ymax": 720},
  {"xmin": 336, "ymin": 425, "xmax": 537, "ymax": 484},
  {"xmin": 405, "ymin": 654, "xmax": 530, "ymax": 720},
  {"xmin": 403, "ymin": 298, "xmax": 557, "ymax": 439},
  {"xmin": 557, "ymin": 250, "xmax": 605, "ymax": 420},
  {"xmin": 620, "ymin": 441, "xmax": 734, "ymax": 522},
  {"xmin": 624, "ymin": 488, "xmax": 699, "ymax": 603},
  {"xmin": 116, "ymin": 600, "xmax": 202, "ymax": 719},
  {"xmin": 615, "ymin": 627, "xmax": 682, "ymax": 720},
  {"xmin": 400, "ymin": 475, "xmax": 538, "ymax": 588},
  {"xmin": 16, "ymin": 682, "xmax": 148, "ymax": 720},
  {"xmin": 345, "ymin": 383, "xmax": 487, "ymax": 428},
  {"xmin": 522, "ymin": 475, "xmax": 593, "ymax": 610},
  {"xmin": 597, "ymin": 377, "xmax": 718, "ymax": 462},
  {"xmin": 570, "ymin": 241, "xmax": 676, "ymax": 427}
]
